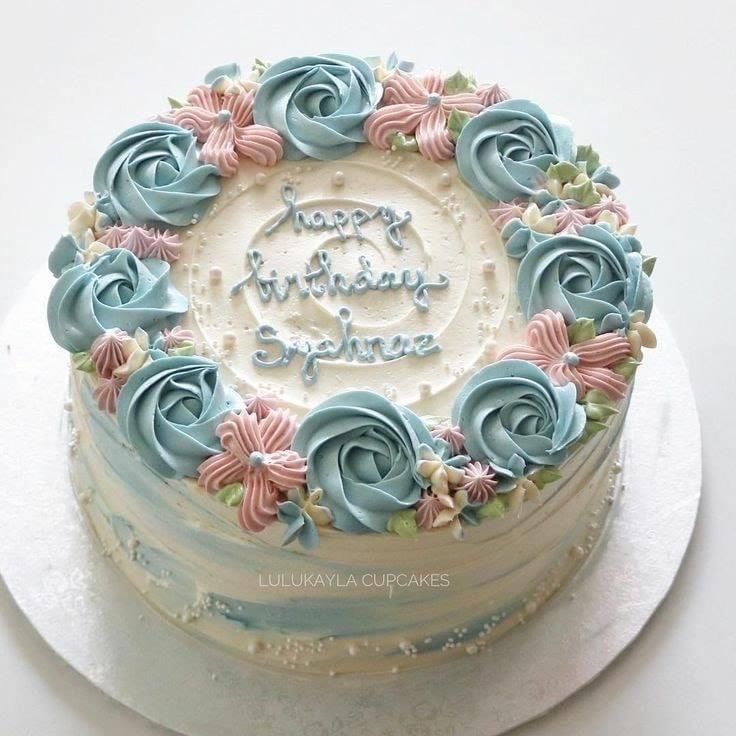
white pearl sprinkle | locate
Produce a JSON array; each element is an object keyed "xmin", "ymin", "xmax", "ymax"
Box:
[
  {"xmin": 255, "ymin": 172, "xmax": 267, "ymax": 186},
  {"xmin": 440, "ymin": 172, "xmax": 451, "ymax": 188},
  {"xmin": 209, "ymin": 266, "xmax": 223, "ymax": 284},
  {"xmin": 332, "ymin": 170, "xmax": 345, "ymax": 187}
]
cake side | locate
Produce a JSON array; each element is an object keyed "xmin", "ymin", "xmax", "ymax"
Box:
[{"xmin": 69, "ymin": 369, "xmax": 627, "ymax": 674}]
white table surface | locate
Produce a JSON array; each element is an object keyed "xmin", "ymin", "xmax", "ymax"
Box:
[{"xmin": 1, "ymin": 1, "xmax": 734, "ymax": 734}]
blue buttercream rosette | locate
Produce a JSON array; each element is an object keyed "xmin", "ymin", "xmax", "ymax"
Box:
[
  {"xmin": 47, "ymin": 248, "xmax": 188, "ymax": 353},
  {"xmin": 116, "ymin": 355, "xmax": 242, "ymax": 478},
  {"xmin": 455, "ymin": 99, "xmax": 574, "ymax": 201},
  {"xmin": 93, "ymin": 121, "xmax": 220, "ymax": 226},
  {"xmin": 292, "ymin": 390, "xmax": 434, "ymax": 532},
  {"xmin": 253, "ymin": 54, "xmax": 379, "ymax": 160},
  {"xmin": 451, "ymin": 359, "xmax": 586, "ymax": 484},
  {"xmin": 515, "ymin": 223, "xmax": 653, "ymax": 332}
]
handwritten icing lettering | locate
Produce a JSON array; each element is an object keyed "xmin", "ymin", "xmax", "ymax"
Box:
[
  {"xmin": 252, "ymin": 307, "xmax": 441, "ymax": 385},
  {"xmin": 265, "ymin": 185, "xmax": 412, "ymax": 250},
  {"xmin": 230, "ymin": 249, "xmax": 449, "ymax": 312}
]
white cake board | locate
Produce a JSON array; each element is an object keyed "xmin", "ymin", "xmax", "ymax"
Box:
[{"xmin": 0, "ymin": 273, "xmax": 701, "ymax": 736}]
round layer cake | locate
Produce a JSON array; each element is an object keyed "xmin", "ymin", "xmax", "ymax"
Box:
[{"xmin": 46, "ymin": 54, "xmax": 656, "ymax": 675}]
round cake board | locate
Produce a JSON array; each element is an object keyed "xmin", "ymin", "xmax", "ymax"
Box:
[{"xmin": 0, "ymin": 273, "xmax": 701, "ymax": 736}]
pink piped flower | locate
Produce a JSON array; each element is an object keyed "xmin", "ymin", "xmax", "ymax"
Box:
[
  {"xmin": 489, "ymin": 199, "xmax": 529, "ymax": 229},
  {"xmin": 585, "ymin": 195, "xmax": 630, "ymax": 225},
  {"xmin": 197, "ymin": 409, "xmax": 307, "ymax": 532},
  {"xmin": 476, "ymin": 83, "xmax": 510, "ymax": 107},
  {"xmin": 93, "ymin": 376, "xmax": 125, "ymax": 413},
  {"xmin": 97, "ymin": 226, "xmax": 181, "ymax": 263},
  {"xmin": 431, "ymin": 424, "xmax": 465, "ymax": 456},
  {"xmin": 415, "ymin": 490, "xmax": 453, "ymax": 530},
  {"xmin": 146, "ymin": 230, "xmax": 182, "ymax": 261},
  {"xmin": 552, "ymin": 201, "xmax": 594, "ymax": 233},
  {"xmin": 159, "ymin": 326, "xmax": 195, "ymax": 352},
  {"xmin": 461, "ymin": 462, "xmax": 497, "ymax": 505},
  {"xmin": 499, "ymin": 310, "xmax": 632, "ymax": 400},
  {"xmin": 90, "ymin": 328, "xmax": 128, "ymax": 379},
  {"xmin": 168, "ymin": 85, "xmax": 283, "ymax": 177},
  {"xmin": 364, "ymin": 70, "xmax": 486, "ymax": 162},
  {"xmin": 243, "ymin": 393, "xmax": 279, "ymax": 421}
]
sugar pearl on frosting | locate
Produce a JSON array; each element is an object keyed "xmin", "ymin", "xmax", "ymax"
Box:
[
  {"xmin": 209, "ymin": 266, "xmax": 223, "ymax": 284},
  {"xmin": 332, "ymin": 170, "xmax": 345, "ymax": 187},
  {"xmin": 418, "ymin": 382, "xmax": 432, "ymax": 398},
  {"xmin": 483, "ymin": 259, "xmax": 496, "ymax": 274},
  {"xmin": 255, "ymin": 172, "xmax": 267, "ymax": 186},
  {"xmin": 483, "ymin": 339, "xmax": 497, "ymax": 359},
  {"xmin": 439, "ymin": 172, "xmax": 451, "ymax": 188}
]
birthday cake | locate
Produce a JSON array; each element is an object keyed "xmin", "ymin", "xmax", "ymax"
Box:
[{"xmin": 46, "ymin": 53, "xmax": 656, "ymax": 675}]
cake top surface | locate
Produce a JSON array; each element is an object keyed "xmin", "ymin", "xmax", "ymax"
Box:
[{"xmin": 47, "ymin": 53, "xmax": 655, "ymax": 548}]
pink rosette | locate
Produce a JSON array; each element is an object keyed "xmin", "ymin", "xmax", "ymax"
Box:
[
  {"xmin": 552, "ymin": 201, "xmax": 594, "ymax": 233},
  {"xmin": 499, "ymin": 310, "xmax": 632, "ymax": 400},
  {"xmin": 586, "ymin": 195, "xmax": 630, "ymax": 224},
  {"xmin": 168, "ymin": 85, "xmax": 283, "ymax": 177},
  {"xmin": 415, "ymin": 491, "xmax": 453, "ymax": 530},
  {"xmin": 476, "ymin": 83, "xmax": 511, "ymax": 107},
  {"xmin": 364, "ymin": 70, "xmax": 486, "ymax": 162},
  {"xmin": 197, "ymin": 409, "xmax": 307, "ymax": 532},
  {"xmin": 97, "ymin": 226, "xmax": 181, "ymax": 263},
  {"xmin": 430, "ymin": 424, "xmax": 465, "ymax": 456},
  {"xmin": 90, "ymin": 328, "xmax": 128, "ymax": 379},
  {"xmin": 93, "ymin": 376, "xmax": 125, "ymax": 413},
  {"xmin": 489, "ymin": 199, "xmax": 528, "ymax": 229},
  {"xmin": 243, "ymin": 393, "xmax": 279, "ymax": 421},
  {"xmin": 159, "ymin": 326, "xmax": 195, "ymax": 352},
  {"xmin": 461, "ymin": 461, "xmax": 497, "ymax": 505}
]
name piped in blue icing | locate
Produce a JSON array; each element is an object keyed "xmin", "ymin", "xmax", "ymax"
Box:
[
  {"xmin": 230, "ymin": 248, "xmax": 450, "ymax": 312},
  {"xmin": 265, "ymin": 185, "xmax": 412, "ymax": 250},
  {"xmin": 251, "ymin": 307, "xmax": 441, "ymax": 385}
]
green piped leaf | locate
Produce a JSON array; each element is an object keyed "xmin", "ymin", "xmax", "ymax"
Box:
[
  {"xmin": 642, "ymin": 255, "xmax": 657, "ymax": 277},
  {"xmin": 584, "ymin": 389, "xmax": 617, "ymax": 407},
  {"xmin": 576, "ymin": 144, "xmax": 601, "ymax": 176},
  {"xmin": 388, "ymin": 132, "xmax": 419, "ymax": 152},
  {"xmin": 582, "ymin": 389, "xmax": 619, "ymax": 423},
  {"xmin": 447, "ymin": 108, "xmax": 472, "ymax": 143},
  {"xmin": 580, "ymin": 420, "xmax": 608, "ymax": 444},
  {"xmin": 167, "ymin": 96, "xmax": 185, "ymax": 110},
  {"xmin": 563, "ymin": 178, "xmax": 601, "ymax": 207},
  {"xmin": 613, "ymin": 356, "xmax": 640, "ymax": 380},
  {"xmin": 567, "ymin": 318, "xmax": 596, "ymax": 345},
  {"xmin": 72, "ymin": 351, "xmax": 95, "ymax": 373},
  {"xmin": 387, "ymin": 509, "xmax": 418, "ymax": 539},
  {"xmin": 546, "ymin": 160, "xmax": 581, "ymax": 184},
  {"xmin": 168, "ymin": 342, "xmax": 196, "ymax": 357},
  {"xmin": 214, "ymin": 483, "xmax": 244, "ymax": 507},
  {"xmin": 530, "ymin": 467, "xmax": 562, "ymax": 490},
  {"xmin": 443, "ymin": 70, "xmax": 476, "ymax": 95},
  {"xmin": 477, "ymin": 497, "xmax": 506, "ymax": 519}
]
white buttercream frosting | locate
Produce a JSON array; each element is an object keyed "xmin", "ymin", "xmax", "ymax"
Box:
[{"xmin": 172, "ymin": 146, "xmax": 524, "ymax": 417}]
